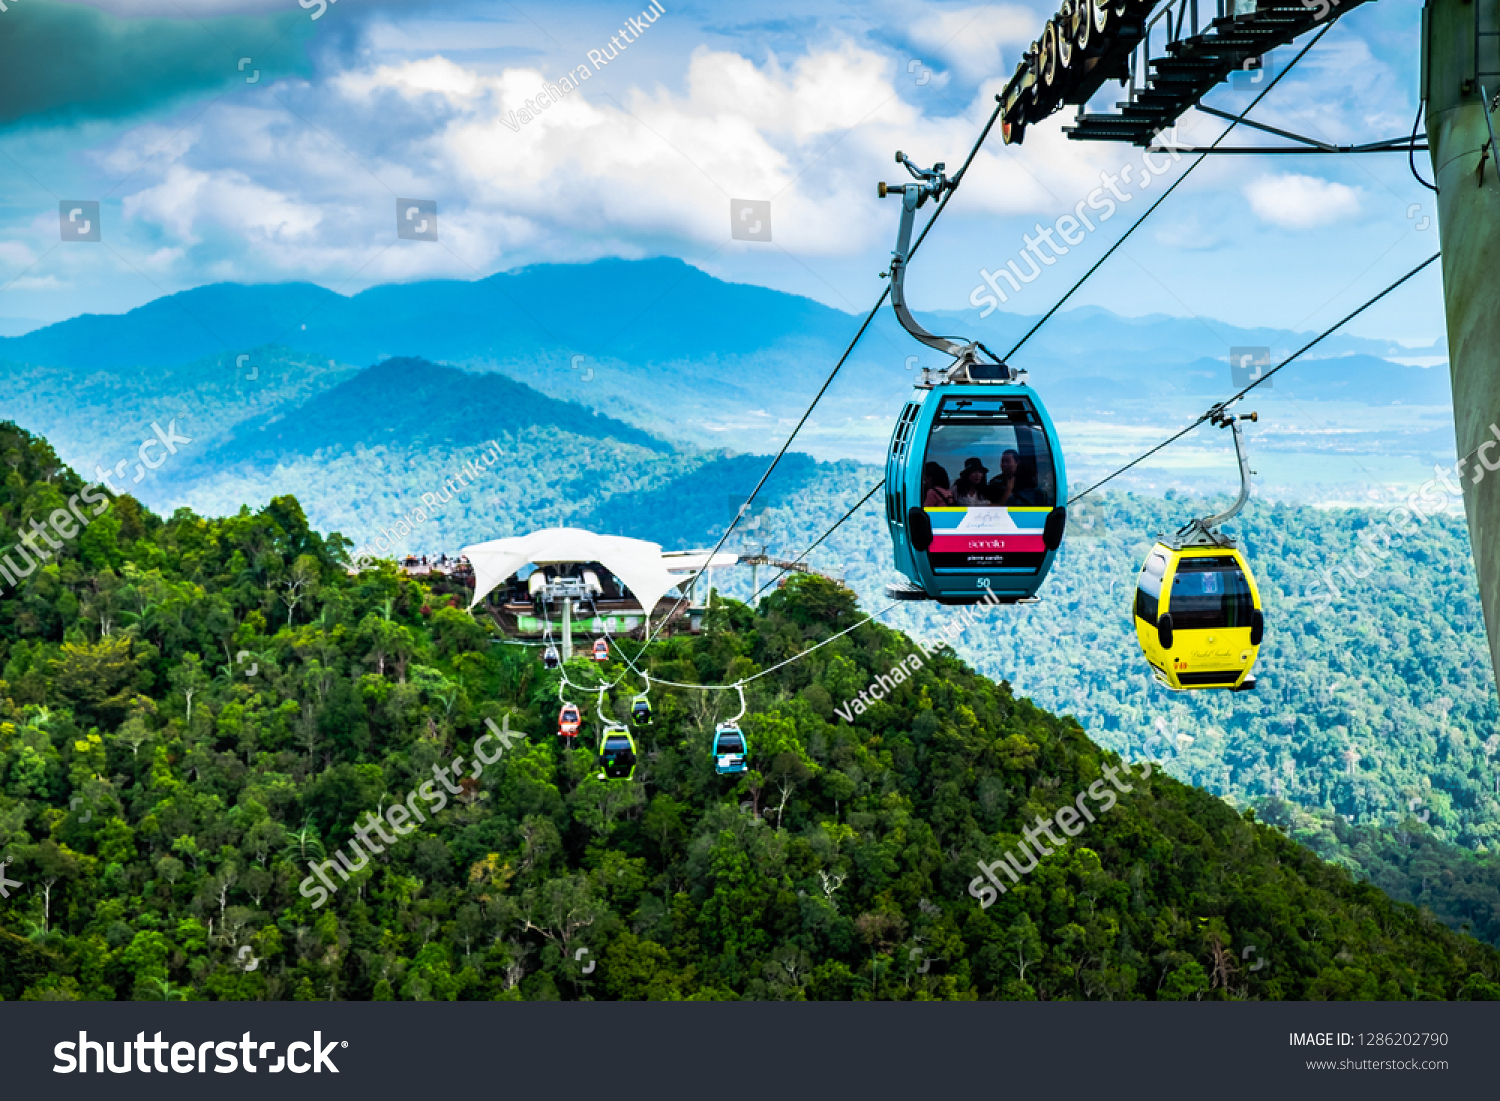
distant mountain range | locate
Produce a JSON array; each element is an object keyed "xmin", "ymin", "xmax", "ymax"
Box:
[
  {"xmin": 0, "ymin": 257, "xmax": 1457, "ymax": 502},
  {"xmin": 0, "ymin": 259, "xmax": 848, "ymax": 371},
  {"xmin": 0, "ymin": 263, "xmax": 1489, "ymax": 949},
  {"xmin": 1, "ymin": 258, "xmax": 1441, "ymax": 375}
]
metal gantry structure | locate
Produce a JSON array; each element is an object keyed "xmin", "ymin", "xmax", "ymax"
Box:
[{"xmin": 998, "ymin": 0, "xmax": 1426, "ymax": 156}]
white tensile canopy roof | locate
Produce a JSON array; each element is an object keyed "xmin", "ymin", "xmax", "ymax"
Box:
[
  {"xmin": 462, "ymin": 527, "xmax": 685, "ymax": 613},
  {"xmin": 660, "ymin": 550, "xmax": 742, "ymax": 573}
]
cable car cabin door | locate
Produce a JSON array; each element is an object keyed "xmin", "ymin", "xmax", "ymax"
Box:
[
  {"xmin": 1135, "ymin": 546, "xmax": 1262, "ymax": 690},
  {"xmin": 894, "ymin": 387, "xmax": 1066, "ymax": 602}
]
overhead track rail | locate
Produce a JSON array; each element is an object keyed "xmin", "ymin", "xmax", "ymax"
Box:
[{"xmin": 998, "ymin": 0, "xmax": 1380, "ymax": 148}]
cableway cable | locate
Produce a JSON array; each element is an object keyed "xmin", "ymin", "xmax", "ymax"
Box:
[
  {"xmin": 1065, "ymin": 250, "xmax": 1442, "ymax": 504},
  {"xmin": 750, "ymin": 479, "xmax": 886, "ymax": 602},
  {"xmin": 524, "ymin": 21, "xmax": 1363, "ymax": 678},
  {"xmin": 712, "ymin": 22, "xmax": 1346, "ymax": 608},
  {"xmin": 647, "ymin": 23, "xmax": 1332, "ymax": 638},
  {"xmin": 564, "ymin": 602, "xmax": 900, "ymax": 698},
  {"xmin": 770, "ymin": 249, "xmax": 1442, "ymax": 575},
  {"xmin": 1001, "ymin": 20, "xmax": 1334, "ymax": 362}
]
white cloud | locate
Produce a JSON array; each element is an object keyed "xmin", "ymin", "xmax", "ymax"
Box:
[
  {"xmin": 99, "ymin": 137, "xmax": 189, "ymax": 180},
  {"xmin": 5, "ymin": 276, "xmax": 64, "ymax": 291},
  {"xmin": 1154, "ymin": 213, "xmax": 1224, "ymax": 251},
  {"xmin": 78, "ymin": 26, "xmax": 1366, "ymax": 297},
  {"xmin": 123, "ymin": 164, "xmax": 323, "ymax": 246},
  {"xmin": 905, "ymin": 5, "xmax": 1038, "ymax": 83},
  {"xmin": 336, "ymin": 56, "xmax": 484, "ymax": 101},
  {"xmin": 99, "ymin": 41, "xmax": 942, "ymax": 277},
  {"xmin": 0, "ymin": 241, "xmax": 38, "ymax": 268},
  {"xmin": 78, "ymin": 30, "xmax": 1221, "ymax": 291},
  {"xmin": 1243, "ymin": 172, "xmax": 1363, "ymax": 229}
]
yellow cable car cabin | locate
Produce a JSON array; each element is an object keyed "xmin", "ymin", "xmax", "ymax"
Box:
[
  {"xmin": 1134, "ymin": 542, "xmax": 1264, "ymax": 691},
  {"xmin": 1132, "ymin": 409, "xmax": 1265, "ymax": 692}
]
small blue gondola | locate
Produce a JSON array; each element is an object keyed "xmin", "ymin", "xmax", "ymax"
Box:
[{"xmin": 713, "ymin": 723, "xmax": 748, "ymax": 775}]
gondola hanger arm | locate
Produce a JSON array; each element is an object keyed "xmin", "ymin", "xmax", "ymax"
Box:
[
  {"xmin": 1180, "ymin": 411, "xmax": 1257, "ymax": 541},
  {"xmin": 879, "ymin": 151, "xmax": 995, "ymax": 367}
]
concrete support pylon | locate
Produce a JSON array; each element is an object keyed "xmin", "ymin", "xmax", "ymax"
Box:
[{"xmin": 1425, "ymin": 0, "xmax": 1500, "ymax": 681}]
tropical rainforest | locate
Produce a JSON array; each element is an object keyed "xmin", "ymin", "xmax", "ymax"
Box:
[{"xmin": 2, "ymin": 419, "xmax": 1499, "ymax": 1001}]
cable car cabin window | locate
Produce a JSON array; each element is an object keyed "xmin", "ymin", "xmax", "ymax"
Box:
[
  {"xmin": 717, "ymin": 734, "xmax": 745, "ymax": 754},
  {"xmin": 1136, "ymin": 551, "xmax": 1168, "ymax": 623},
  {"xmin": 922, "ymin": 397, "xmax": 1057, "ymax": 509},
  {"xmin": 1167, "ymin": 556, "xmax": 1254, "ymax": 630},
  {"xmin": 920, "ymin": 395, "xmax": 1057, "ymax": 571}
]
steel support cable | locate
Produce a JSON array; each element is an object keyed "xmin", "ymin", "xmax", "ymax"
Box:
[
  {"xmin": 558, "ymin": 660, "xmax": 627, "ymax": 696},
  {"xmin": 626, "ymin": 603, "xmax": 900, "ymax": 693},
  {"xmin": 580, "ymin": 594, "xmax": 899, "ymax": 694},
  {"xmin": 1001, "ymin": 21, "xmax": 1335, "ymax": 362},
  {"xmin": 643, "ymin": 100, "xmax": 1008, "ymax": 647},
  {"xmin": 751, "ymin": 479, "xmax": 886, "ymax": 601},
  {"xmin": 544, "ymin": 252, "xmax": 1438, "ymax": 674},
  {"xmin": 1065, "ymin": 250, "xmax": 1442, "ymax": 504}
]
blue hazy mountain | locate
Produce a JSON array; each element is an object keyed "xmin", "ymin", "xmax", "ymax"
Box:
[
  {"xmin": 1, "ymin": 256, "xmax": 1444, "ymax": 389},
  {"xmin": 0, "ymin": 257, "xmax": 853, "ymax": 373},
  {"xmin": 181, "ymin": 355, "xmax": 672, "ymax": 475}
]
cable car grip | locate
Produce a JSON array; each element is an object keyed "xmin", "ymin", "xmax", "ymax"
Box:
[
  {"xmin": 879, "ymin": 150, "xmax": 1013, "ymax": 382},
  {"xmin": 1175, "ymin": 411, "xmax": 1257, "ymax": 546}
]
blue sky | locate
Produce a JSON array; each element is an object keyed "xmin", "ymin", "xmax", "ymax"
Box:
[{"xmin": 0, "ymin": 0, "xmax": 1441, "ymax": 348}]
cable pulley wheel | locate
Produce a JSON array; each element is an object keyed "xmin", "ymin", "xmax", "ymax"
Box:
[
  {"xmin": 1075, "ymin": 0, "xmax": 1094, "ymax": 53},
  {"xmin": 1091, "ymin": 0, "xmax": 1111, "ymax": 38},
  {"xmin": 1040, "ymin": 22, "xmax": 1059, "ymax": 88}
]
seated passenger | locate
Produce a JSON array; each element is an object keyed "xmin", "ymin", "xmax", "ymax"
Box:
[
  {"xmin": 985, "ymin": 450, "xmax": 1022, "ymax": 505},
  {"xmin": 994, "ymin": 453, "xmax": 1046, "ymax": 507},
  {"xmin": 1015, "ymin": 457, "xmax": 1046, "ymax": 506},
  {"xmin": 954, "ymin": 458, "xmax": 991, "ymax": 506},
  {"xmin": 1030, "ymin": 461, "xmax": 1056, "ymax": 507},
  {"xmin": 921, "ymin": 461, "xmax": 955, "ymax": 507}
]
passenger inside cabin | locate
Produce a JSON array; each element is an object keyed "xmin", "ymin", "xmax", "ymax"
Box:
[
  {"xmin": 1011, "ymin": 456, "xmax": 1043, "ymax": 506},
  {"xmin": 921, "ymin": 461, "xmax": 955, "ymax": 507},
  {"xmin": 986, "ymin": 451, "xmax": 1047, "ymax": 506},
  {"xmin": 985, "ymin": 450, "xmax": 1021, "ymax": 505},
  {"xmin": 954, "ymin": 458, "xmax": 990, "ymax": 506}
]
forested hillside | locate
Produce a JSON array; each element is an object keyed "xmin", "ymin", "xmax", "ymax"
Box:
[
  {"xmin": 1, "ymin": 420, "xmax": 1498, "ymax": 1000},
  {"xmin": 604, "ymin": 476, "xmax": 1500, "ymax": 943}
]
